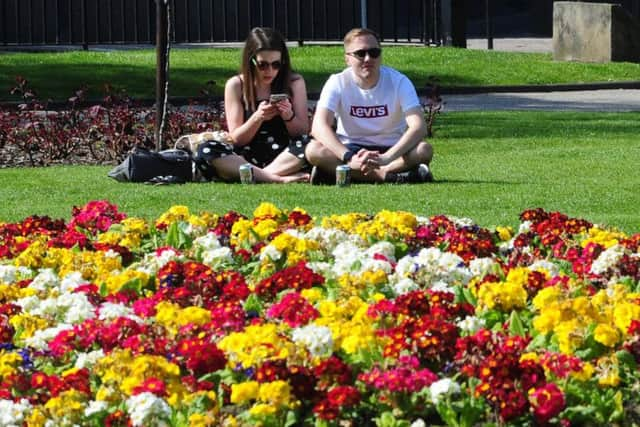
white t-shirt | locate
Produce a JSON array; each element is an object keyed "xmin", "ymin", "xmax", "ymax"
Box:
[{"xmin": 316, "ymin": 65, "xmax": 421, "ymax": 147}]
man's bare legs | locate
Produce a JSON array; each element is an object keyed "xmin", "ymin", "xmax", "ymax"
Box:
[{"xmin": 306, "ymin": 139, "xmax": 432, "ymax": 183}]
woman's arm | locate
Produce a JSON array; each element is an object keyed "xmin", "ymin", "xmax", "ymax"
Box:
[
  {"xmin": 275, "ymin": 75, "xmax": 310, "ymax": 136},
  {"xmin": 224, "ymin": 76, "xmax": 276, "ymax": 147}
]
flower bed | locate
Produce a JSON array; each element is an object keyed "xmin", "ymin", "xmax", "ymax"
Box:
[{"xmin": 0, "ymin": 201, "xmax": 639, "ymax": 426}]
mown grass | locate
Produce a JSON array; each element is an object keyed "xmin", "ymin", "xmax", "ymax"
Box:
[
  {"xmin": 2, "ymin": 45, "xmax": 640, "ymax": 101},
  {"xmin": 2, "ymin": 111, "xmax": 639, "ymax": 233}
]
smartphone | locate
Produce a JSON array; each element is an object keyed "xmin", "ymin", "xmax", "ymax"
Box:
[{"xmin": 269, "ymin": 93, "xmax": 288, "ymax": 103}]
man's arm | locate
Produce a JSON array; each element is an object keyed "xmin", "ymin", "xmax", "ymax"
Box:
[
  {"xmin": 377, "ymin": 106, "xmax": 427, "ymax": 165},
  {"xmin": 311, "ymin": 106, "xmax": 352, "ymax": 162}
]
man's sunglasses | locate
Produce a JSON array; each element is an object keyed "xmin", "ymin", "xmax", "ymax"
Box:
[
  {"xmin": 252, "ymin": 57, "xmax": 283, "ymax": 70},
  {"xmin": 347, "ymin": 47, "xmax": 382, "ymax": 59}
]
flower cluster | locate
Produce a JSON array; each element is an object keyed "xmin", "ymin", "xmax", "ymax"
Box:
[{"xmin": 0, "ymin": 201, "xmax": 638, "ymax": 426}]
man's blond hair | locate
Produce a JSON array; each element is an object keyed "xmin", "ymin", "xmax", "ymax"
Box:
[{"xmin": 343, "ymin": 28, "xmax": 380, "ymax": 48}]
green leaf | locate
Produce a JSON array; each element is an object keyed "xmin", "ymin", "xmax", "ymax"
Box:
[
  {"xmin": 165, "ymin": 221, "xmax": 193, "ymax": 249},
  {"xmin": 243, "ymin": 293, "xmax": 265, "ymax": 316},
  {"xmin": 508, "ymin": 310, "xmax": 526, "ymax": 337}
]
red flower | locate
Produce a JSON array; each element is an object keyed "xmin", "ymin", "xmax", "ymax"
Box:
[
  {"xmin": 266, "ymin": 292, "xmax": 319, "ymax": 328},
  {"xmin": 132, "ymin": 378, "xmax": 167, "ymax": 397},
  {"xmin": 254, "ymin": 261, "xmax": 324, "ymax": 300},
  {"xmin": 529, "ymin": 383, "xmax": 565, "ymax": 424}
]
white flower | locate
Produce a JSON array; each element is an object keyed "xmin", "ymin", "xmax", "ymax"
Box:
[
  {"xmin": 306, "ymin": 262, "xmax": 335, "ymax": 281},
  {"xmin": 202, "ymin": 247, "xmax": 234, "ymax": 267},
  {"xmin": 0, "ymin": 265, "xmax": 32, "ymax": 284},
  {"xmin": 394, "ymin": 247, "xmax": 471, "ymax": 288},
  {"xmin": 60, "ymin": 271, "xmax": 87, "ymax": 293},
  {"xmin": 126, "ymin": 392, "xmax": 171, "ymax": 427},
  {"xmin": 304, "ymin": 227, "xmax": 361, "ymax": 253},
  {"xmin": 75, "ymin": 349, "xmax": 105, "ymax": 370},
  {"xmin": 98, "ymin": 302, "xmax": 140, "ymax": 322},
  {"xmin": 469, "ymin": 257, "xmax": 498, "ymax": 278},
  {"xmin": 430, "ymin": 378, "xmax": 460, "ymax": 404},
  {"xmin": 410, "ymin": 419, "xmax": 427, "ymax": 427},
  {"xmin": 528, "ymin": 260, "xmax": 559, "ymax": 277},
  {"xmin": 84, "ymin": 400, "xmax": 109, "ymax": 417},
  {"xmin": 391, "ymin": 277, "xmax": 419, "ymax": 296},
  {"xmin": 518, "ymin": 220, "xmax": 532, "ymax": 234},
  {"xmin": 0, "ymin": 398, "xmax": 32, "ymax": 427},
  {"xmin": 430, "ymin": 280, "xmax": 455, "ymax": 294},
  {"xmin": 291, "ymin": 324, "xmax": 334, "ymax": 357},
  {"xmin": 457, "ymin": 315, "xmax": 485, "ymax": 334},
  {"xmin": 24, "ymin": 324, "xmax": 72, "ymax": 350},
  {"xmin": 193, "ymin": 232, "xmax": 222, "ymax": 251},
  {"xmin": 58, "ymin": 292, "xmax": 96, "ymax": 324},
  {"xmin": 28, "ymin": 269, "xmax": 60, "ymax": 292},
  {"xmin": 450, "ymin": 216, "xmax": 475, "ymax": 227},
  {"xmin": 590, "ymin": 244, "xmax": 625, "ymax": 275},
  {"xmin": 259, "ymin": 244, "xmax": 282, "ymax": 262}
]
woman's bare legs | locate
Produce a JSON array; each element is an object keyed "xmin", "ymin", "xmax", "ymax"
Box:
[
  {"xmin": 263, "ymin": 151, "xmax": 308, "ymax": 176},
  {"xmin": 211, "ymin": 154, "xmax": 308, "ymax": 183}
]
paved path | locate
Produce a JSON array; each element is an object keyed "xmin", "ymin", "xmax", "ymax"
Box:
[
  {"xmin": 443, "ymin": 89, "xmax": 640, "ymax": 112},
  {"xmin": 447, "ymin": 38, "xmax": 640, "ymax": 112}
]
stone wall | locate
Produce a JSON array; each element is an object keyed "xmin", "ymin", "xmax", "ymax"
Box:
[{"xmin": 553, "ymin": 1, "xmax": 640, "ymax": 62}]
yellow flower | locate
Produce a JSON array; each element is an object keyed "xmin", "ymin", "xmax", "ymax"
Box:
[
  {"xmin": 230, "ymin": 381, "xmax": 260, "ymax": 404},
  {"xmin": 0, "ymin": 283, "xmax": 35, "ymax": 301},
  {"xmin": 519, "ymin": 352, "xmax": 539, "ymax": 363},
  {"xmin": 353, "ymin": 210, "xmax": 417, "ymax": 241},
  {"xmin": 155, "ymin": 302, "xmax": 211, "ymax": 337},
  {"xmin": 321, "ymin": 213, "xmax": 369, "ymax": 233},
  {"xmin": 13, "ymin": 239, "xmax": 48, "ymax": 268},
  {"xmin": 613, "ymin": 302, "xmax": 640, "ymax": 334},
  {"xmin": 581, "ymin": 227, "xmax": 627, "ymax": 249},
  {"xmin": 102, "ymin": 269, "xmax": 150, "ymax": 295},
  {"xmin": 9, "ymin": 314, "xmax": 49, "ymax": 341},
  {"xmin": 189, "ymin": 412, "xmax": 218, "ymax": 427},
  {"xmin": 97, "ymin": 231, "xmax": 121, "ymax": 245},
  {"xmin": 495, "ymin": 226, "xmax": 513, "ymax": 241},
  {"xmin": 532, "ymin": 286, "xmax": 562, "ymax": 311},
  {"xmin": 122, "ymin": 217, "xmax": 149, "ymax": 234},
  {"xmin": 596, "ymin": 355, "xmax": 620, "ymax": 387},
  {"xmin": 218, "ymin": 324, "xmax": 292, "ymax": 369},
  {"xmin": 0, "ymin": 350, "xmax": 23, "ymax": 381},
  {"xmin": 253, "ymin": 219, "xmax": 279, "ymax": 240},
  {"xmin": 593, "ymin": 323, "xmax": 619, "ymax": 347},
  {"xmin": 25, "ymin": 408, "xmax": 47, "ymax": 427},
  {"xmin": 254, "ymin": 202, "xmax": 282, "ymax": 219},
  {"xmin": 156, "ymin": 205, "xmax": 191, "ymax": 228},
  {"xmin": 258, "ymin": 380, "xmax": 291, "ymax": 407},
  {"xmin": 43, "ymin": 389, "xmax": 86, "ymax": 420},
  {"xmin": 300, "ymin": 288, "xmax": 324, "ymax": 303},
  {"xmin": 554, "ymin": 319, "xmax": 585, "ymax": 354},
  {"xmin": 477, "ymin": 278, "xmax": 527, "ymax": 312},
  {"xmin": 571, "ymin": 362, "xmax": 595, "ymax": 382},
  {"xmin": 248, "ymin": 403, "xmax": 277, "ymax": 417}
]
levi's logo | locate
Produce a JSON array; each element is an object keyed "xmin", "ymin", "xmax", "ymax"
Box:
[{"xmin": 350, "ymin": 105, "xmax": 388, "ymax": 118}]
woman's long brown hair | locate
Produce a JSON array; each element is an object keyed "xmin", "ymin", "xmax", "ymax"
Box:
[{"xmin": 240, "ymin": 27, "xmax": 294, "ymax": 111}]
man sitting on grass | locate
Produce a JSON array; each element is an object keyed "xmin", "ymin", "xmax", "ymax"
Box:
[{"xmin": 305, "ymin": 27, "xmax": 434, "ymax": 184}]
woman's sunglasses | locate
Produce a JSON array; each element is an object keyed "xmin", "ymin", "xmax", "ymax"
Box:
[
  {"xmin": 347, "ymin": 47, "xmax": 382, "ymax": 60},
  {"xmin": 252, "ymin": 57, "xmax": 283, "ymax": 71}
]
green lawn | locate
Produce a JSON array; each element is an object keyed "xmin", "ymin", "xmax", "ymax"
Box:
[
  {"xmin": 2, "ymin": 111, "xmax": 639, "ymax": 233},
  {"xmin": 2, "ymin": 46, "xmax": 640, "ymax": 101}
]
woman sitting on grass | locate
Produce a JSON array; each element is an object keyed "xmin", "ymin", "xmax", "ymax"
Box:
[{"xmin": 198, "ymin": 27, "xmax": 310, "ymax": 183}]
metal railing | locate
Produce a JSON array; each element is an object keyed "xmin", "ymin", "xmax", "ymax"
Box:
[{"xmin": 0, "ymin": 0, "xmax": 464, "ymax": 47}]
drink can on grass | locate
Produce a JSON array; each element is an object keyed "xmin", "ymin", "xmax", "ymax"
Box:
[
  {"xmin": 239, "ymin": 163, "xmax": 255, "ymax": 184},
  {"xmin": 336, "ymin": 165, "xmax": 351, "ymax": 187}
]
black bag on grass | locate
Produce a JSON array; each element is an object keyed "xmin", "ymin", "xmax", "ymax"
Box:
[{"xmin": 108, "ymin": 147, "xmax": 193, "ymax": 183}]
